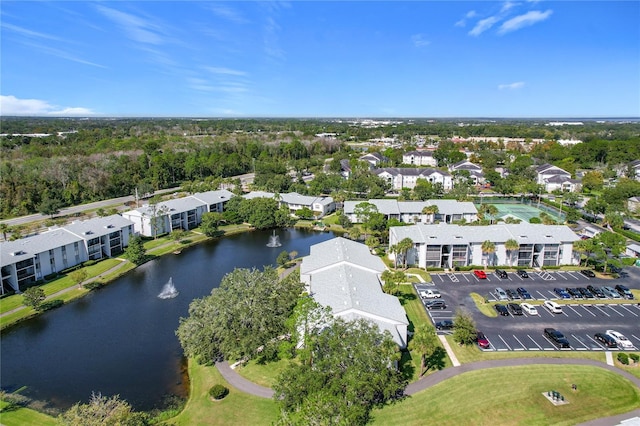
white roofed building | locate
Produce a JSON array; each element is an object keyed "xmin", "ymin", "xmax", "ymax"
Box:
[
  {"xmin": 300, "ymin": 237, "xmax": 409, "ymax": 348},
  {"xmin": 389, "ymin": 223, "xmax": 580, "ymax": 269},
  {"xmin": 243, "ymin": 191, "xmax": 335, "ymax": 218},
  {"xmin": 402, "ymin": 151, "xmax": 437, "ymax": 167},
  {"xmin": 343, "ymin": 199, "xmax": 477, "ymax": 224},
  {"xmin": 373, "ymin": 168, "xmax": 453, "ymax": 191}
]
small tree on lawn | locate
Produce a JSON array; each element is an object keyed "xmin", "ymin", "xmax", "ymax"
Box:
[
  {"xmin": 23, "ymin": 287, "xmax": 46, "ymax": 311},
  {"xmin": 70, "ymin": 269, "xmax": 89, "ymax": 288},
  {"xmin": 125, "ymin": 235, "xmax": 146, "ymax": 265},
  {"xmin": 409, "ymin": 323, "xmax": 440, "ymax": 376},
  {"xmin": 452, "ymin": 310, "xmax": 477, "ymax": 345},
  {"xmin": 277, "ymin": 250, "xmax": 290, "ymax": 267}
]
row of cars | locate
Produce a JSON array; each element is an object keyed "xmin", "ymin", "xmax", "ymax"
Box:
[
  {"xmin": 494, "ymin": 302, "xmax": 540, "ymax": 316},
  {"xmin": 474, "ymin": 269, "xmax": 598, "ymax": 280},
  {"xmin": 553, "ymin": 284, "xmax": 634, "ymax": 300},
  {"xmin": 544, "ymin": 328, "xmax": 634, "ymax": 349}
]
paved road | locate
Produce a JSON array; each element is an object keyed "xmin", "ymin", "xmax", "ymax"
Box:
[{"xmin": 216, "ymin": 358, "xmax": 640, "ymax": 424}]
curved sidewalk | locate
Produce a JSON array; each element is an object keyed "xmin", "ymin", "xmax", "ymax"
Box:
[{"xmin": 216, "ymin": 357, "xmax": 640, "ymax": 423}]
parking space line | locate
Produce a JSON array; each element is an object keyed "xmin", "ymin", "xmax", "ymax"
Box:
[
  {"xmin": 461, "ymin": 274, "xmax": 470, "ymax": 282},
  {"xmin": 607, "ymin": 306, "xmax": 625, "ymax": 317},
  {"xmin": 536, "ymin": 291, "xmax": 548, "ymax": 300},
  {"xmin": 587, "ymin": 335, "xmax": 605, "ymax": 350},
  {"xmin": 571, "ymin": 334, "xmax": 591, "ymax": 350},
  {"xmin": 566, "ymin": 305, "xmax": 582, "ymax": 317},
  {"xmin": 498, "ymin": 335, "xmax": 512, "ymax": 350},
  {"xmin": 593, "ymin": 305, "xmax": 611, "ymax": 317},
  {"xmin": 580, "ymin": 305, "xmax": 597, "ymax": 317},
  {"xmin": 566, "ymin": 272, "xmax": 580, "ymax": 280},
  {"xmin": 618, "ymin": 305, "xmax": 639, "ymax": 317},
  {"xmin": 631, "ymin": 335, "xmax": 640, "ymax": 346},
  {"xmin": 528, "ymin": 335, "xmax": 543, "ymax": 350},
  {"xmin": 556, "ymin": 273, "xmax": 568, "ymax": 280},
  {"xmin": 512, "ymin": 335, "xmax": 527, "ymax": 350}
]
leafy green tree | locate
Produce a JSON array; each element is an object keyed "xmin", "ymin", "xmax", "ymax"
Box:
[
  {"xmin": 176, "ymin": 268, "xmax": 303, "ymax": 363},
  {"xmin": 23, "ymin": 286, "xmax": 46, "ymax": 311},
  {"xmin": 295, "ymin": 207, "xmax": 314, "ymax": 219},
  {"xmin": 596, "ymin": 231, "xmax": 627, "ymax": 273},
  {"xmin": 70, "ymin": 269, "xmax": 88, "ymax": 288},
  {"xmin": 59, "ymin": 392, "xmax": 149, "ymax": 426},
  {"xmin": 603, "ymin": 212, "xmax": 624, "ymax": 230},
  {"xmin": 584, "ymin": 197, "xmax": 607, "ymax": 216},
  {"xmin": 277, "ymin": 250, "xmax": 290, "ymax": 267},
  {"xmin": 273, "ymin": 318, "xmax": 406, "ymax": 425},
  {"xmin": 452, "ymin": 310, "xmax": 477, "ymax": 345},
  {"xmin": 479, "ymin": 204, "xmax": 499, "ymax": 224},
  {"xmin": 124, "ymin": 235, "xmax": 146, "ymax": 265},
  {"xmin": 572, "ymin": 239, "xmax": 589, "ymax": 266},
  {"xmin": 582, "ymin": 171, "xmax": 604, "ymax": 192},
  {"xmin": 408, "ymin": 323, "xmax": 440, "ymax": 376},
  {"xmin": 38, "ymin": 197, "xmax": 61, "ymax": 218},
  {"xmin": 421, "ymin": 204, "xmax": 439, "ymax": 223},
  {"xmin": 365, "ymin": 236, "xmax": 380, "ymax": 250},
  {"xmin": 200, "ymin": 212, "xmax": 224, "ymax": 237}
]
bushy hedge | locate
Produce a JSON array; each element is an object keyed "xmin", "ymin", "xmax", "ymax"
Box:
[
  {"xmin": 208, "ymin": 384, "xmax": 229, "ymax": 400},
  {"xmin": 617, "ymin": 353, "xmax": 629, "ymax": 365},
  {"xmin": 629, "ymin": 353, "xmax": 639, "ymax": 363},
  {"xmin": 83, "ymin": 259, "xmax": 97, "ymax": 267}
]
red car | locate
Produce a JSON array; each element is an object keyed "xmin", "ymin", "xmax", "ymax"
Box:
[
  {"xmin": 473, "ymin": 270, "xmax": 487, "ymax": 279},
  {"xmin": 476, "ymin": 331, "xmax": 490, "ymax": 349}
]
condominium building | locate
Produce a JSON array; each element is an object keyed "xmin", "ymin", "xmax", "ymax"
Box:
[{"xmin": 343, "ymin": 199, "xmax": 478, "ymax": 224}]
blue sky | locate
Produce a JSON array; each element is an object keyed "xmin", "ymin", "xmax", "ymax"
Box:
[{"xmin": 1, "ymin": 1, "xmax": 639, "ymax": 117}]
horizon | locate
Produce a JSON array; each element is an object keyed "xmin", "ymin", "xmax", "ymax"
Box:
[{"xmin": 2, "ymin": 1, "xmax": 639, "ymax": 117}]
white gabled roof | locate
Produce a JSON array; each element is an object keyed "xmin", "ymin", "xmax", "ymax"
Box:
[
  {"xmin": 191, "ymin": 189, "xmax": 235, "ymax": 205},
  {"xmin": 391, "ymin": 223, "xmax": 580, "ymax": 245},
  {"xmin": 1, "ymin": 229, "xmax": 82, "ymax": 267},
  {"xmin": 243, "ymin": 191, "xmax": 276, "ymax": 200},
  {"xmin": 344, "ymin": 199, "xmax": 477, "ymax": 216},
  {"xmin": 301, "ymin": 237, "xmax": 386, "ymax": 275},
  {"xmin": 64, "ymin": 215, "xmax": 133, "ymax": 240}
]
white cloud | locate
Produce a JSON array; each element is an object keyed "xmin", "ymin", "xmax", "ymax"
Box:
[
  {"xmin": 0, "ymin": 95, "xmax": 95, "ymax": 116},
  {"xmin": 469, "ymin": 16, "xmax": 500, "ymax": 36},
  {"xmin": 411, "ymin": 34, "xmax": 431, "ymax": 47},
  {"xmin": 466, "ymin": 10, "xmax": 478, "ymax": 19},
  {"xmin": 501, "ymin": 2, "xmax": 517, "ymax": 13},
  {"xmin": 498, "ymin": 10, "xmax": 553, "ymax": 34},
  {"xmin": 204, "ymin": 67, "xmax": 248, "ymax": 76},
  {"xmin": 207, "ymin": 4, "xmax": 248, "ymax": 24},
  {"xmin": 2, "ymin": 23, "xmax": 63, "ymax": 41},
  {"xmin": 96, "ymin": 5, "xmax": 164, "ymax": 45},
  {"xmin": 455, "ymin": 10, "xmax": 477, "ymax": 27},
  {"xmin": 21, "ymin": 41, "xmax": 106, "ymax": 68},
  {"xmin": 498, "ymin": 82, "xmax": 525, "ymax": 90}
]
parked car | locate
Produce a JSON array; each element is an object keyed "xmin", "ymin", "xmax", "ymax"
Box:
[
  {"xmin": 580, "ymin": 269, "xmax": 596, "ymax": 278},
  {"xmin": 506, "ymin": 289, "xmax": 521, "ymax": 300},
  {"xmin": 615, "ymin": 284, "xmax": 634, "ymax": 300},
  {"xmin": 520, "ymin": 302, "xmax": 538, "ymax": 315},
  {"xmin": 517, "ymin": 287, "xmax": 533, "ymax": 299},
  {"xmin": 435, "ymin": 319, "xmax": 454, "ymax": 330},
  {"xmin": 474, "ymin": 270, "xmax": 487, "ymax": 279},
  {"xmin": 495, "ymin": 269, "xmax": 508, "ymax": 279},
  {"xmin": 602, "ymin": 286, "xmax": 622, "ymax": 299},
  {"xmin": 594, "ymin": 332, "xmax": 617, "ymax": 348},
  {"xmin": 420, "ymin": 289, "xmax": 441, "ymax": 299},
  {"xmin": 606, "ymin": 330, "xmax": 634, "ymax": 349},
  {"xmin": 494, "ymin": 304, "xmax": 510, "ymax": 316},
  {"xmin": 476, "ymin": 331, "xmax": 490, "ymax": 349},
  {"xmin": 516, "ymin": 269, "xmax": 529, "ymax": 278},
  {"xmin": 554, "ymin": 288, "xmax": 571, "ymax": 299},
  {"xmin": 577, "ymin": 287, "xmax": 594, "ymax": 299},
  {"xmin": 544, "ymin": 300, "xmax": 563, "ymax": 314},
  {"xmin": 587, "ymin": 285, "xmax": 606, "ymax": 298},
  {"xmin": 507, "ymin": 303, "xmax": 523, "ymax": 315},
  {"xmin": 566, "ymin": 288, "xmax": 583, "ymax": 299},
  {"xmin": 544, "ymin": 328, "xmax": 570, "ymax": 348},
  {"xmin": 495, "ymin": 287, "xmax": 509, "ymax": 301},
  {"xmin": 425, "ymin": 300, "xmax": 447, "ymax": 310}
]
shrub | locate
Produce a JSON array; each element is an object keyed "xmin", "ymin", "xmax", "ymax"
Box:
[
  {"xmin": 84, "ymin": 282, "xmax": 104, "ymax": 291},
  {"xmin": 617, "ymin": 353, "xmax": 629, "ymax": 365},
  {"xmin": 629, "ymin": 353, "xmax": 639, "ymax": 363},
  {"xmin": 44, "ymin": 273, "xmax": 58, "ymax": 281},
  {"xmin": 40, "ymin": 299, "xmax": 64, "ymax": 311},
  {"xmin": 208, "ymin": 384, "xmax": 229, "ymax": 400},
  {"xmin": 83, "ymin": 260, "xmax": 97, "ymax": 267}
]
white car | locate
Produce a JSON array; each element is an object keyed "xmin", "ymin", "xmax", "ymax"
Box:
[
  {"xmin": 420, "ymin": 289, "xmax": 441, "ymax": 299},
  {"xmin": 495, "ymin": 287, "xmax": 509, "ymax": 301},
  {"xmin": 606, "ymin": 330, "xmax": 634, "ymax": 349},
  {"xmin": 544, "ymin": 300, "xmax": 562, "ymax": 314},
  {"xmin": 521, "ymin": 303, "xmax": 538, "ymax": 315}
]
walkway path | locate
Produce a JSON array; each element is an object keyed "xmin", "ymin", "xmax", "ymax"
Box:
[
  {"xmin": 0, "ymin": 259, "xmax": 130, "ymax": 319},
  {"xmin": 216, "ymin": 357, "xmax": 640, "ymax": 423}
]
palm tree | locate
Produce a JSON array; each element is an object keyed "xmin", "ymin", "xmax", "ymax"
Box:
[
  {"xmin": 421, "ymin": 205, "xmax": 439, "ymax": 224},
  {"xmin": 397, "ymin": 238, "xmax": 414, "ymax": 269},
  {"xmin": 0, "ymin": 223, "xmax": 9, "ymax": 241},
  {"xmin": 481, "ymin": 240, "xmax": 496, "ymax": 270},
  {"xmin": 505, "ymin": 239, "xmax": 519, "ymax": 267},
  {"xmin": 572, "ymin": 239, "xmax": 588, "ymax": 266},
  {"xmin": 480, "ymin": 204, "xmax": 499, "ymax": 224}
]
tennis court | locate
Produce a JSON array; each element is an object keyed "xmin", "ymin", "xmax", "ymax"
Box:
[{"xmin": 481, "ymin": 203, "xmax": 564, "ymax": 223}]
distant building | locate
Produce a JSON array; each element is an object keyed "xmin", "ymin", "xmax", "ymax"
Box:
[
  {"xmin": 450, "ymin": 160, "xmax": 484, "ymax": 186},
  {"xmin": 300, "ymin": 237, "xmax": 409, "ymax": 348},
  {"xmin": 389, "ymin": 223, "xmax": 580, "ymax": 269},
  {"xmin": 359, "ymin": 152, "xmax": 388, "ymax": 168},
  {"xmin": 373, "ymin": 168, "xmax": 453, "ymax": 191},
  {"xmin": 243, "ymin": 191, "xmax": 335, "ymax": 218},
  {"xmin": 402, "ymin": 151, "xmax": 437, "ymax": 167},
  {"xmin": 122, "ymin": 189, "xmax": 235, "ymax": 237},
  {"xmin": 536, "ymin": 163, "xmax": 580, "ymax": 192},
  {"xmin": 343, "ymin": 199, "xmax": 478, "ymax": 224},
  {"xmin": 557, "ymin": 139, "xmax": 583, "ymax": 146},
  {"xmin": 629, "ymin": 160, "xmax": 640, "ymax": 181},
  {"xmin": 627, "ymin": 197, "xmax": 640, "ymax": 213},
  {"xmin": 0, "ymin": 215, "xmax": 134, "ymax": 294}
]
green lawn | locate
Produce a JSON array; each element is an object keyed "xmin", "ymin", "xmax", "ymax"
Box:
[
  {"xmin": 0, "ymin": 402, "xmax": 58, "ymax": 426},
  {"xmin": 371, "ymin": 365, "xmax": 640, "ymax": 426},
  {"xmin": 235, "ymin": 358, "xmax": 295, "ymax": 388},
  {"xmin": 167, "ymin": 360, "xmax": 279, "ymax": 426}
]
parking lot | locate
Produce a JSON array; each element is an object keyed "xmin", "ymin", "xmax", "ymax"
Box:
[{"xmin": 417, "ymin": 267, "xmax": 640, "ymax": 352}]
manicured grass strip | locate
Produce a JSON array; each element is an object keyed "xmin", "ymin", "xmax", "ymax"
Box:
[
  {"xmin": 168, "ymin": 360, "xmax": 279, "ymax": 426},
  {"xmin": 447, "ymin": 335, "xmax": 607, "ymax": 365},
  {"xmin": 0, "ymin": 404, "xmax": 58, "ymax": 426},
  {"xmin": 405, "ymin": 268, "xmax": 431, "ymax": 282},
  {"xmin": 397, "ymin": 283, "xmax": 430, "ymax": 330},
  {"xmin": 235, "ymin": 359, "xmax": 295, "ymax": 388},
  {"xmin": 470, "ymin": 292, "xmax": 498, "ymax": 317},
  {"xmin": 371, "ymin": 365, "xmax": 640, "ymax": 426}
]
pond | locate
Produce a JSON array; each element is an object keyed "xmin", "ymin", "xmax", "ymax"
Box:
[{"xmin": 0, "ymin": 228, "xmax": 336, "ymax": 411}]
